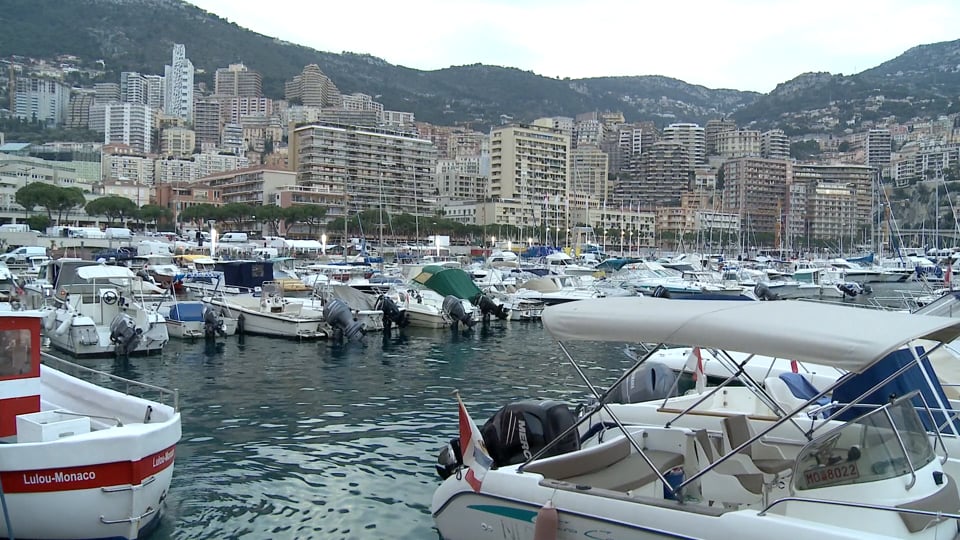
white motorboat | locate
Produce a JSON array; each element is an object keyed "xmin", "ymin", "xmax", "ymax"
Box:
[
  {"xmin": 388, "ymin": 287, "xmax": 478, "ymax": 329},
  {"xmin": 0, "ymin": 312, "xmax": 181, "ymax": 540},
  {"xmin": 202, "ymin": 281, "xmax": 327, "ymax": 339},
  {"xmin": 156, "ymin": 300, "xmax": 237, "ymax": 339},
  {"xmin": 41, "ymin": 263, "xmax": 169, "ymax": 357},
  {"xmin": 432, "ymin": 297, "xmax": 960, "ymax": 540}
]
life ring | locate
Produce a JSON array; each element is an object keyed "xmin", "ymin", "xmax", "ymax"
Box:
[{"xmin": 102, "ymin": 290, "xmax": 119, "ymax": 305}]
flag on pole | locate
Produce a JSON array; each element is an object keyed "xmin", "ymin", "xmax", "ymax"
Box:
[
  {"xmin": 456, "ymin": 392, "xmax": 494, "ymax": 492},
  {"xmin": 947, "ymin": 264, "xmax": 953, "ymax": 289},
  {"xmin": 790, "ymin": 360, "xmax": 799, "ymax": 373},
  {"xmin": 684, "ymin": 347, "xmax": 706, "ymax": 394}
]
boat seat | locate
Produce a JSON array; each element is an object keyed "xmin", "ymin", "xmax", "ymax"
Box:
[
  {"xmin": 896, "ymin": 474, "xmax": 960, "ymax": 532},
  {"xmin": 691, "ymin": 429, "xmax": 763, "ymax": 504},
  {"xmin": 525, "ymin": 435, "xmax": 683, "ymax": 493},
  {"xmin": 722, "ymin": 414, "xmax": 793, "ymax": 475}
]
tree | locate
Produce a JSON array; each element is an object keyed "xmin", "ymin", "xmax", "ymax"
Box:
[
  {"xmin": 256, "ymin": 204, "xmax": 285, "ymax": 236},
  {"xmin": 52, "ymin": 187, "xmax": 86, "ymax": 225},
  {"xmin": 179, "ymin": 204, "xmax": 222, "ymax": 229},
  {"xmin": 139, "ymin": 204, "xmax": 173, "ymax": 231},
  {"xmin": 15, "ymin": 183, "xmax": 59, "ymax": 219},
  {"xmin": 25, "ymin": 214, "xmax": 50, "ymax": 232},
  {"xmin": 284, "ymin": 205, "xmax": 327, "ymax": 238},
  {"xmin": 219, "ymin": 203, "xmax": 255, "ymax": 231},
  {"xmin": 84, "ymin": 195, "xmax": 138, "ymax": 225}
]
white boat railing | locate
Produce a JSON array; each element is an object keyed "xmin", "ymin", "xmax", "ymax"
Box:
[{"xmin": 40, "ymin": 351, "xmax": 179, "ymax": 410}]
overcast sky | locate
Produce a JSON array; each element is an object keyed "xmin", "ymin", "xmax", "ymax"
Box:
[{"xmin": 188, "ymin": 0, "xmax": 959, "ymax": 93}]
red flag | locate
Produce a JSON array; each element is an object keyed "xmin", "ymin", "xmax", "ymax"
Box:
[
  {"xmin": 457, "ymin": 393, "xmax": 493, "ymax": 492},
  {"xmin": 790, "ymin": 360, "xmax": 799, "ymax": 373}
]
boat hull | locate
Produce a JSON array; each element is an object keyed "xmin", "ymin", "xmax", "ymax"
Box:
[
  {"xmin": 45, "ymin": 319, "xmax": 168, "ymax": 357},
  {"xmin": 203, "ymin": 297, "xmax": 327, "ymax": 339}
]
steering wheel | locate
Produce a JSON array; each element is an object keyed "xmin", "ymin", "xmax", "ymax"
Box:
[{"xmin": 102, "ymin": 290, "xmax": 119, "ymax": 305}]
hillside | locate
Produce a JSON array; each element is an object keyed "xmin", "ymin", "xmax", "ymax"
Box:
[{"xmin": 1, "ymin": 0, "xmax": 958, "ymax": 131}]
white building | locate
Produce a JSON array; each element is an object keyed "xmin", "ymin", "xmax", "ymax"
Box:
[
  {"xmin": 662, "ymin": 122, "xmax": 706, "ymax": 167},
  {"xmin": 92, "ymin": 103, "xmax": 154, "ymax": 154},
  {"xmin": 164, "ymin": 44, "xmax": 194, "ymax": 123},
  {"xmin": 12, "ymin": 76, "xmax": 70, "ymax": 126}
]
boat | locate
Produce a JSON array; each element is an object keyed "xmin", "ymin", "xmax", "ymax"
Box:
[
  {"xmin": 41, "ymin": 263, "xmax": 169, "ymax": 357},
  {"xmin": 0, "ymin": 311, "xmax": 181, "ymax": 539},
  {"xmin": 202, "ymin": 281, "xmax": 327, "ymax": 339},
  {"xmin": 412, "ymin": 265, "xmax": 510, "ymax": 322},
  {"xmin": 157, "ymin": 300, "xmax": 237, "ymax": 338},
  {"xmin": 432, "ymin": 297, "xmax": 960, "ymax": 540}
]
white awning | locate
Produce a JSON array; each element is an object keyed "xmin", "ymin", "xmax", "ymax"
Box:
[
  {"xmin": 542, "ymin": 297, "xmax": 960, "ymax": 373},
  {"xmin": 76, "ymin": 265, "xmax": 137, "ymax": 280}
]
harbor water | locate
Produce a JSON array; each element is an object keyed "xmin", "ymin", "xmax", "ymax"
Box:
[{"xmin": 76, "ymin": 321, "xmax": 632, "ymax": 539}]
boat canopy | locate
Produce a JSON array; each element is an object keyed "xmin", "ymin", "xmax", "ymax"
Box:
[
  {"xmin": 76, "ymin": 265, "xmax": 138, "ymax": 280},
  {"xmin": 541, "ymin": 297, "xmax": 960, "ymax": 373}
]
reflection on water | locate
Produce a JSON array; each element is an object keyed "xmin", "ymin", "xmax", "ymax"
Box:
[{"xmin": 75, "ymin": 321, "xmax": 630, "ymax": 539}]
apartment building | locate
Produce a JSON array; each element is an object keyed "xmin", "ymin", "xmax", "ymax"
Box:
[
  {"xmin": 214, "ymin": 63, "xmax": 262, "ymax": 98},
  {"xmin": 612, "ymin": 141, "xmax": 691, "ymax": 208},
  {"xmin": 721, "ymin": 157, "xmax": 790, "ymax": 236},
  {"xmin": 488, "ymin": 123, "xmax": 570, "ymax": 230},
  {"xmin": 761, "ymin": 129, "xmax": 790, "ymax": 160},
  {"xmin": 662, "ymin": 123, "xmax": 706, "ymax": 167},
  {"xmin": 792, "ymin": 164, "xmax": 874, "ymax": 235},
  {"xmin": 284, "ymin": 64, "xmax": 341, "ymax": 108},
  {"xmin": 704, "ymin": 118, "xmax": 736, "ymax": 155},
  {"xmin": 91, "ymin": 103, "xmax": 154, "ymax": 154},
  {"xmin": 866, "ymin": 128, "xmax": 893, "ymax": 169},
  {"xmin": 155, "ymin": 181, "xmax": 221, "ymax": 224},
  {"xmin": 570, "ymin": 145, "xmax": 609, "ymax": 201},
  {"xmin": 160, "ymin": 127, "xmax": 196, "ymax": 157},
  {"xmin": 291, "ymin": 123, "xmax": 438, "ymax": 219},
  {"xmin": 164, "ymin": 44, "xmax": 194, "ymax": 123},
  {"xmin": 199, "ymin": 166, "xmax": 295, "ymax": 205},
  {"xmin": 716, "ymin": 130, "xmax": 761, "ymax": 159},
  {"xmin": 12, "ymin": 75, "xmax": 70, "ymax": 126}
]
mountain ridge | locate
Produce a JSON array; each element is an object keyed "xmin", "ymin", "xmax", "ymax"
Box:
[{"xmin": 1, "ymin": 0, "xmax": 958, "ymax": 131}]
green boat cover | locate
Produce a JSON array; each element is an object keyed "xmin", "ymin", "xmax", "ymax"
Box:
[{"xmin": 413, "ymin": 265, "xmax": 483, "ymax": 302}]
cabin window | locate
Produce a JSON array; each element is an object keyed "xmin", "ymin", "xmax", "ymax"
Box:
[{"xmin": 0, "ymin": 329, "xmax": 31, "ymax": 377}]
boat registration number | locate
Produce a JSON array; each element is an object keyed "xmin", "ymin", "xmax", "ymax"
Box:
[{"xmin": 803, "ymin": 462, "xmax": 860, "ymax": 488}]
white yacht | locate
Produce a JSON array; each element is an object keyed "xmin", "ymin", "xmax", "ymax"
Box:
[{"xmin": 41, "ymin": 263, "xmax": 169, "ymax": 357}]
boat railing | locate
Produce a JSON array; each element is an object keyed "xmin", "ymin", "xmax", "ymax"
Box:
[
  {"xmin": 40, "ymin": 352, "xmax": 179, "ymax": 410},
  {"xmin": 758, "ymin": 495, "xmax": 960, "ymax": 522}
]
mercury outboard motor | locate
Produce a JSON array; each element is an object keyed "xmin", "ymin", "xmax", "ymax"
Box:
[
  {"xmin": 109, "ymin": 313, "xmax": 142, "ymax": 356},
  {"xmin": 605, "ymin": 361, "xmax": 678, "ymax": 404},
  {"xmin": 375, "ymin": 295, "xmax": 409, "ymax": 330},
  {"xmin": 203, "ymin": 307, "xmax": 226, "ymax": 338},
  {"xmin": 754, "ymin": 283, "xmax": 779, "ymax": 301},
  {"xmin": 481, "ymin": 400, "xmax": 580, "ymax": 468},
  {"xmin": 442, "ymin": 295, "xmax": 475, "ymax": 329},
  {"xmin": 323, "ymin": 298, "xmax": 365, "ymax": 341},
  {"xmin": 475, "ymin": 294, "xmax": 509, "ymax": 321}
]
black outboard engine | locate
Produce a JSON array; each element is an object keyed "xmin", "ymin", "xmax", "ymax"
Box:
[
  {"xmin": 109, "ymin": 313, "xmax": 142, "ymax": 356},
  {"xmin": 203, "ymin": 307, "xmax": 226, "ymax": 338},
  {"xmin": 375, "ymin": 295, "xmax": 409, "ymax": 330},
  {"xmin": 475, "ymin": 294, "xmax": 509, "ymax": 321},
  {"xmin": 652, "ymin": 285, "xmax": 671, "ymax": 298},
  {"xmin": 605, "ymin": 361, "xmax": 678, "ymax": 404},
  {"xmin": 480, "ymin": 400, "xmax": 580, "ymax": 468},
  {"xmin": 838, "ymin": 282, "xmax": 862, "ymax": 298},
  {"xmin": 754, "ymin": 283, "xmax": 779, "ymax": 301},
  {"xmin": 323, "ymin": 298, "xmax": 365, "ymax": 340},
  {"xmin": 442, "ymin": 295, "xmax": 475, "ymax": 329}
]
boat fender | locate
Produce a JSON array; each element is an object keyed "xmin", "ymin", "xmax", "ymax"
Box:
[
  {"xmin": 533, "ymin": 500, "xmax": 558, "ymax": 540},
  {"xmin": 43, "ymin": 309, "xmax": 57, "ymax": 331},
  {"xmin": 237, "ymin": 313, "xmax": 245, "ymax": 334},
  {"xmin": 55, "ymin": 314, "xmax": 72, "ymax": 335}
]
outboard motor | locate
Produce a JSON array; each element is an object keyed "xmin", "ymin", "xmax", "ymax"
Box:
[
  {"xmin": 442, "ymin": 295, "xmax": 475, "ymax": 329},
  {"xmin": 323, "ymin": 298, "xmax": 365, "ymax": 341},
  {"xmin": 437, "ymin": 399, "xmax": 580, "ymax": 479},
  {"xmin": 838, "ymin": 282, "xmax": 862, "ymax": 298},
  {"xmin": 475, "ymin": 294, "xmax": 509, "ymax": 321},
  {"xmin": 480, "ymin": 400, "xmax": 580, "ymax": 468},
  {"xmin": 652, "ymin": 285, "xmax": 671, "ymax": 298},
  {"xmin": 109, "ymin": 313, "xmax": 142, "ymax": 356},
  {"xmin": 203, "ymin": 306, "xmax": 226, "ymax": 338},
  {"xmin": 605, "ymin": 361, "xmax": 678, "ymax": 404},
  {"xmin": 754, "ymin": 283, "xmax": 779, "ymax": 301},
  {"xmin": 375, "ymin": 295, "xmax": 408, "ymax": 330}
]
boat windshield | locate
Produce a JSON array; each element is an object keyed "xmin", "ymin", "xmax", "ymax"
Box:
[{"xmin": 794, "ymin": 395, "xmax": 936, "ymax": 491}]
